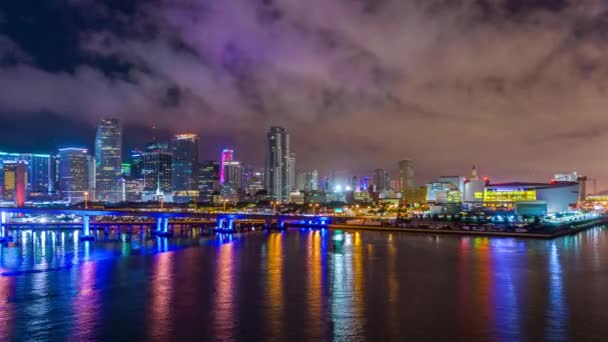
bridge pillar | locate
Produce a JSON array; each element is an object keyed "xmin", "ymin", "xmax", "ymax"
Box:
[
  {"xmin": 0, "ymin": 211, "xmax": 7, "ymax": 243},
  {"xmin": 154, "ymin": 217, "xmax": 172, "ymax": 237},
  {"xmin": 80, "ymin": 215, "xmax": 94, "ymax": 241}
]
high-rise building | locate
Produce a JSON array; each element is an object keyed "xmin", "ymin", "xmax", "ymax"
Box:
[
  {"xmin": 142, "ymin": 151, "xmax": 172, "ymax": 196},
  {"xmin": 287, "ymin": 153, "xmax": 296, "ymax": 195},
  {"xmin": 296, "ymin": 170, "xmax": 319, "ymax": 192},
  {"xmin": 3, "ymin": 161, "xmax": 27, "ymax": 206},
  {"xmin": 58, "ymin": 148, "xmax": 89, "ymax": 203},
  {"xmin": 246, "ymin": 168, "xmax": 265, "ymax": 195},
  {"xmin": 171, "ymin": 134, "xmax": 199, "ymax": 191},
  {"xmin": 223, "ymin": 161, "xmax": 243, "ymax": 189},
  {"xmin": 130, "ymin": 150, "xmax": 144, "ymax": 180},
  {"xmin": 220, "ymin": 149, "xmax": 234, "ymax": 185},
  {"xmin": 398, "ymin": 159, "xmax": 415, "ymax": 191},
  {"xmin": 266, "ymin": 126, "xmax": 291, "ymax": 202},
  {"xmin": 0, "ymin": 152, "xmax": 52, "ymax": 197},
  {"xmin": 372, "ymin": 168, "xmax": 390, "ymax": 192},
  {"xmin": 554, "ymin": 172, "xmax": 578, "ymax": 182},
  {"xmin": 199, "ymin": 160, "xmax": 220, "ymax": 202},
  {"xmin": 95, "ymin": 118, "xmax": 122, "ymax": 202}
]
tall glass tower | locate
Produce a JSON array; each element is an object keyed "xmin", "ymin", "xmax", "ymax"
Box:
[
  {"xmin": 95, "ymin": 118, "xmax": 122, "ymax": 202},
  {"xmin": 58, "ymin": 148, "xmax": 89, "ymax": 203},
  {"xmin": 266, "ymin": 126, "xmax": 291, "ymax": 203},
  {"xmin": 171, "ymin": 134, "xmax": 199, "ymax": 192}
]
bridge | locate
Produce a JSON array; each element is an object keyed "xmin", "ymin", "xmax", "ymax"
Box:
[{"xmin": 0, "ymin": 207, "xmax": 331, "ymax": 242}]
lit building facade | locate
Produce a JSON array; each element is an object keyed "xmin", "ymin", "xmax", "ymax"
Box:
[
  {"xmin": 199, "ymin": 160, "xmax": 220, "ymax": 202},
  {"xmin": 220, "ymin": 149, "xmax": 234, "ymax": 185},
  {"xmin": 483, "ymin": 182, "xmax": 579, "ymax": 214},
  {"xmin": 58, "ymin": 148, "xmax": 89, "ymax": 203},
  {"xmin": 0, "ymin": 152, "xmax": 52, "ymax": 197},
  {"xmin": 171, "ymin": 134, "xmax": 199, "ymax": 192},
  {"xmin": 3, "ymin": 161, "xmax": 27, "ymax": 206},
  {"xmin": 142, "ymin": 151, "xmax": 172, "ymax": 196},
  {"xmin": 266, "ymin": 126, "xmax": 291, "ymax": 202},
  {"xmin": 94, "ymin": 118, "xmax": 122, "ymax": 202}
]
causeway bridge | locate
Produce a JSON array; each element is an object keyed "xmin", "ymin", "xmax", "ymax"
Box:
[{"xmin": 0, "ymin": 207, "xmax": 331, "ymax": 242}]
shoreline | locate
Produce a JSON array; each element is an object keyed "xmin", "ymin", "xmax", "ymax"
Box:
[{"xmin": 324, "ymin": 217, "xmax": 608, "ymax": 239}]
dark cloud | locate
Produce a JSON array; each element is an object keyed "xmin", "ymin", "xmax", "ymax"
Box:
[{"xmin": 1, "ymin": 0, "xmax": 608, "ymax": 187}]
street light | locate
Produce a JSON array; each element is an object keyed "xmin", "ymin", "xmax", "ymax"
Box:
[
  {"xmin": 223, "ymin": 199, "xmax": 228, "ymax": 212},
  {"xmin": 84, "ymin": 192, "xmax": 89, "ymax": 209}
]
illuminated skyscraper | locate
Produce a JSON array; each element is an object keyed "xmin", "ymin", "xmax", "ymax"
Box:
[
  {"xmin": 220, "ymin": 149, "xmax": 234, "ymax": 185},
  {"xmin": 142, "ymin": 151, "xmax": 172, "ymax": 196},
  {"xmin": 171, "ymin": 134, "xmax": 199, "ymax": 191},
  {"xmin": 266, "ymin": 126, "xmax": 291, "ymax": 202},
  {"xmin": 95, "ymin": 118, "xmax": 122, "ymax": 202},
  {"xmin": 198, "ymin": 160, "xmax": 220, "ymax": 202},
  {"xmin": 223, "ymin": 161, "xmax": 243, "ymax": 189},
  {"xmin": 3, "ymin": 161, "xmax": 27, "ymax": 206},
  {"xmin": 58, "ymin": 148, "xmax": 89, "ymax": 203}
]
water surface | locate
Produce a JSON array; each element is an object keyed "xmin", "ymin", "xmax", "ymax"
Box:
[{"xmin": 1, "ymin": 227, "xmax": 608, "ymax": 341}]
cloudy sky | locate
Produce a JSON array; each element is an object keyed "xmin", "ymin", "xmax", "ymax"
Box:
[{"xmin": 1, "ymin": 0, "xmax": 607, "ymax": 187}]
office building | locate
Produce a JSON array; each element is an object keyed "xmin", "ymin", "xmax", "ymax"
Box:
[
  {"xmin": 0, "ymin": 152, "xmax": 52, "ymax": 197},
  {"xmin": 95, "ymin": 118, "xmax": 122, "ymax": 202},
  {"xmin": 58, "ymin": 148, "xmax": 89, "ymax": 203},
  {"xmin": 142, "ymin": 151, "xmax": 172, "ymax": 197},
  {"xmin": 398, "ymin": 159, "xmax": 415, "ymax": 191},
  {"xmin": 199, "ymin": 160, "xmax": 220, "ymax": 202},
  {"xmin": 296, "ymin": 170, "xmax": 319, "ymax": 192},
  {"xmin": 246, "ymin": 168, "xmax": 265, "ymax": 195},
  {"xmin": 554, "ymin": 172, "xmax": 578, "ymax": 182},
  {"xmin": 287, "ymin": 153, "xmax": 296, "ymax": 196},
  {"xmin": 223, "ymin": 161, "xmax": 243, "ymax": 190},
  {"xmin": 220, "ymin": 149, "xmax": 234, "ymax": 185},
  {"xmin": 171, "ymin": 134, "xmax": 199, "ymax": 191},
  {"xmin": 3, "ymin": 161, "xmax": 27, "ymax": 206},
  {"xmin": 266, "ymin": 127, "xmax": 291, "ymax": 202},
  {"xmin": 372, "ymin": 168, "xmax": 390, "ymax": 192}
]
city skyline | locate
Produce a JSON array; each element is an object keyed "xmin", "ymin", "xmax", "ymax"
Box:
[{"xmin": 1, "ymin": 1, "xmax": 608, "ymax": 187}]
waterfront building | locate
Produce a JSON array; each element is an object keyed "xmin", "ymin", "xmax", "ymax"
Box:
[
  {"xmin": 372, "ymin": 168, "xmax": 390, "ymax": 192},
  {"xmin": 220, "ymin": 149, "xmax": 234, "ymax": 185},
  {"xmin": 483, "ymin": 182, "xmax": 579, "ymax": 214},
  {"xmin": 427, "ymin": 182, "xmax": 461, "ymax": 203},
  {"xmin": 296, "ymin": 170, "xmax": 319, "ymax": 192},
  {"xmin": 0, "ymin": 152, "xmax": 52, "ymax": 197},
  {"xmin": 129, "ymin": 150, "xmax": 144, "ymax": 179},
  {"xmin": 223, "ymin": 161, "xmax": 243, "ymax": 190},
  {"xmin": 198, "ymin": 160, "xmax": 220, "ymax": 202},
  {"xmin": 94, "ymin": 118, "xmax": 122, "ymax": 202},
  {"xmin": 125, "ymin": 179, "xmax": 144, "ymax": 202},
  {"xmin": 58, "ymin": 148, "xmax": 89, "ymax": 203},
  {"xmin": 171, "ymin": 134, "xmax": 199, "ymax": 192},
  {"xmin": 142, "ymin": 151, "xmax": 172, "ymax": 198},
  {"xmin": 463, "ymin": 165, "xmax": 486, "ymax": 203},
  {"xmin": 3, "ymin": 161, "xmax": 27, "ymax": 206},
  {"xmin": 398, "ymin": 159, "xmax": 415, "ymax": 191},
  {"xmin": 266, "ymin": 126, "xmax": 291, "ymax": 202},
  {"xmin": 245, "ymin": 168, "xmax": 265, "ymax": 195}
]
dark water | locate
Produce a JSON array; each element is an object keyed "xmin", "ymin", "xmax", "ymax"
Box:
[{"xmin": 1, "ymin": 227, "xmax": 608, "ymax": 341}]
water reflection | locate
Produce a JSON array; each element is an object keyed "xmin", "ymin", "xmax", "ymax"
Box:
[
  {"xmin": 213, "ymin": 238, "xmax": 236, "ymax": 340},
  {"xmin": 266, "ymin": 232, "xmax": 284, "ymax": 339},
  {"xmin": 71, "ymin": 248, "xmax": 101, "ymax": 341},
  {"xmin": 546, "ymin": 242, "xmax": 567, "ymax": 340},
  {"xmin": 147, "ymin": 250, "xmax": 174, "ymax": 341},
  {"xmin": 307, "ymin": 231, "xmax": 323, "ymax": 339},
  {"xmin": 0, "ymin": 247, "xmax": 15, "ymax": 341}
]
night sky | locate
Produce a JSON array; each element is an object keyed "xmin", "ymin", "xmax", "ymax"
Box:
[{"xmin": 0, "ymin": 0, "xmax": 606, "ymax": 187}]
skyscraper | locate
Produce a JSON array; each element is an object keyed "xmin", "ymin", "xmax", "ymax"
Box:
[
  {"xmin": 372, "ymin": 168, "xmax": 390, "ymax": 192},
  {"xmin": 287, "ymin": 153, "xmax": 296, "ymax": 195},
  {"xmin": 0, "ymin": 152, "xmax": 52, "ymax": 196},
  {"xmin": 223, "ymin": 161, "xmax": 243, "ymax": 189},
  {"xmin": 198, "ymin": 160, "xmax": 220, "ymax": 202},
  {"xmin": 58, "ymin": 148, "xmax": 89, "ymax": 203},
  {"xmin": 220, "ymin": 149, "xmax": 234, "ymax": 185},
  {"xmin": 95, "ymin": 118, "xmax": 122, "ymax": 202},
  {"xmin": 171, "ymin": 133, "xmax": 199, "ymax": 191},
  {"xmin": 266, "ymin": 126, "xmax": 291, "ymax": 202},
  {"xmin": 142, "ymin": 151, "xmax": 172, "ymax": 196},
  {"xmin": 398, "ymin": 159, "xmax": 415, "ymax": 191}
]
